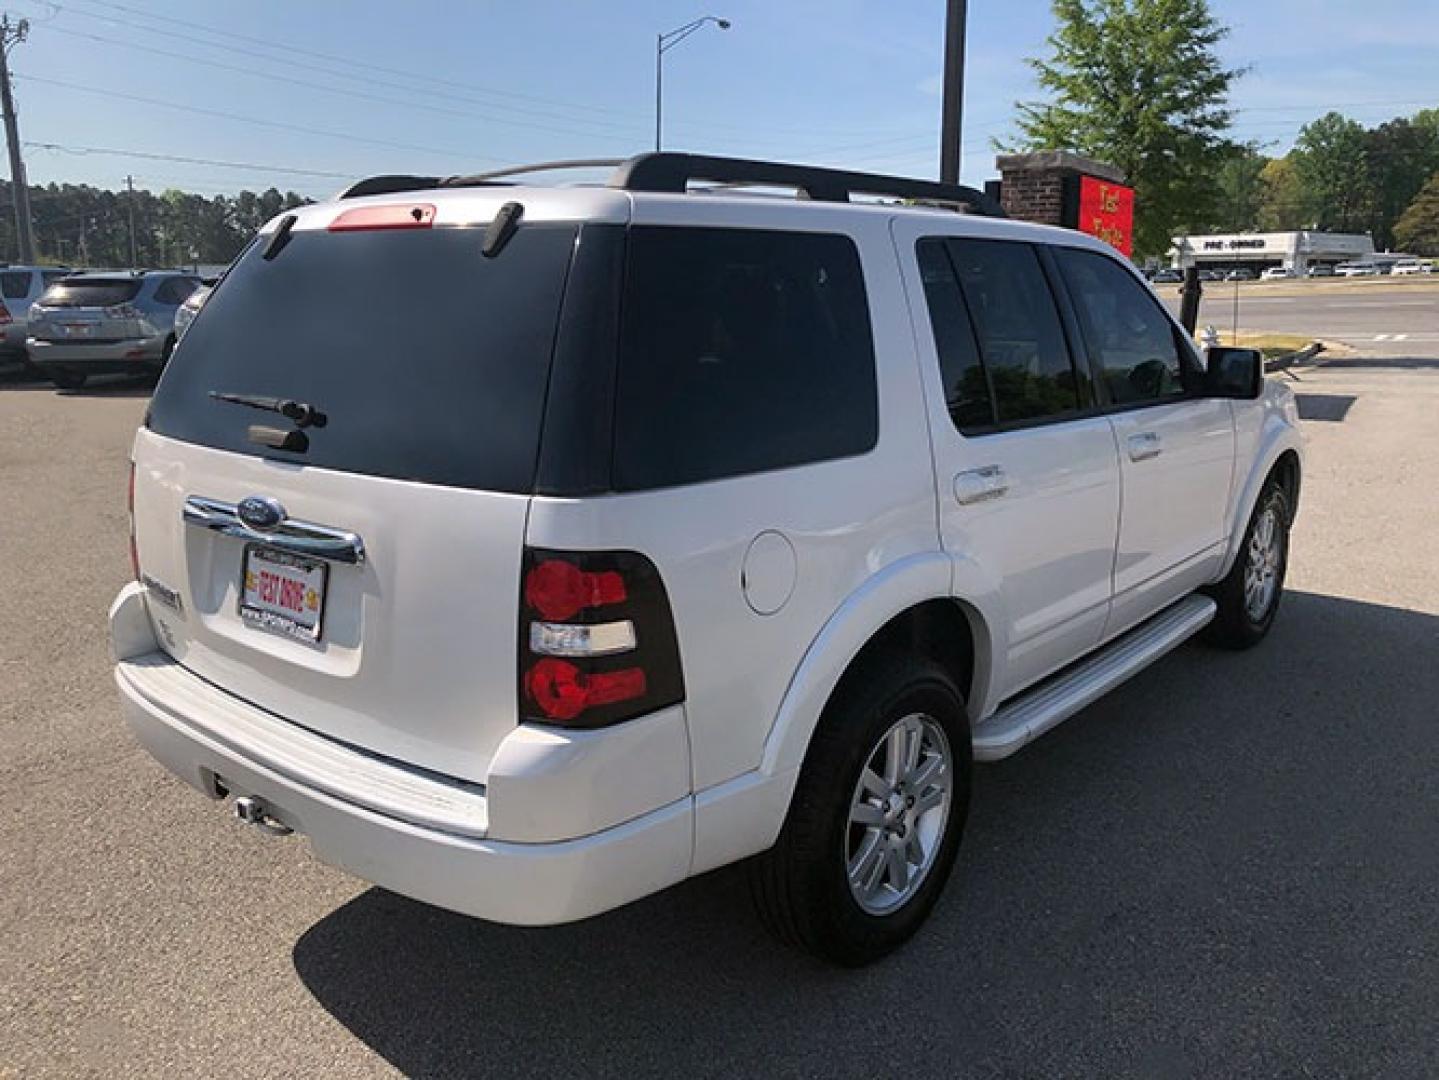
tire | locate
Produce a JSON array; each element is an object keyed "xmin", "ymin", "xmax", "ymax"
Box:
[
  {"xmin": 749, "ymin": 652, "xmax": 971, "ymax": 966},
  {"xmin": 47, "ymin": 367, "xmax": 87, "ymax": 390},
  {"xmin": 1204, "ymin": 478, "xmax": 1291, "ymax": 649}
]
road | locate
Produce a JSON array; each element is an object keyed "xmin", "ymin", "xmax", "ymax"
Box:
[
  {"xmin": 1161, "ymin": 279, "xmax": 1439, "ymax": 348},
  {"xmin": 2, "ymin": 347, "xmax": 1438, "ymax": 1078}
]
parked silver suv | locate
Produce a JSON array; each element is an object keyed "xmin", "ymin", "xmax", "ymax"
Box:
[
  {"xmin": 1, "ymin": 265, "xmax": 72, "ymax": 367},
  {"xmin": 27, "ymin": 270, "xmax": 201, "ymax": 388}
]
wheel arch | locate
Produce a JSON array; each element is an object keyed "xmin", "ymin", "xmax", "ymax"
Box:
[{"xmin": 1219, "ymin": 424, "xmax": 1303, "ymax": 578}]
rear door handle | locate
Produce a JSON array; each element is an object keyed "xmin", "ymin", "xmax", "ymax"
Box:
[
  {"xmin": 1126, "ymin": 432, "xmax": 1162, "ymax": 462},
  {"xmin": 954, "ymin": 465, "xmax": 1009, "ymax": 505},
  {"xmin": 183, "ymin": 495, "xmax": 367, "ymax": 566}
]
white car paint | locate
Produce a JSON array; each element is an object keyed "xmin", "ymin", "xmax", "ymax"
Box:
[{"xmin": 113, "ymin": 178, "xmax": 1304, "ymax": 929}]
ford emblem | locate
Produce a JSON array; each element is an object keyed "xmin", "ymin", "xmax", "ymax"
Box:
[{"xmin": 237, "ymin": 495, "xmax": 286, "ymax": 532}]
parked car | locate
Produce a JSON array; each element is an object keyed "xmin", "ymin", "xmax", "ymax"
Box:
[
  {"xmin": 1259, "ymin": 266, "xmax": 1294, "ymax": 281},
  {"xmin": 26, "ymin": 271, "xmax": 201, "ymax": 388},
  {"xmin": 110, "ymin": 154, "xmax": 1303, "ymax": 965},
  {"xmin": 1335, "ymin": 261, "xmax": 1381, "ymax": 277},
  {"xmin": 1224, "ymin": 267, "xmax": 1256, "ymax": 281},
  {"xmin": 0, "ymin": 265, "xmax": 73, "ymax": 369},
  {"xmin": 1150, "ymin": 268, "xmax": 1183, "ymax": 283},
  {"xmin": 172, "ymin": 281, "xmax": 214, "ymax": 342},
  {"xmin": 1390, "ymin": 259, "xmax": 1432, "ymax": 276},
  {"xmin": 1305, "ymin": 264, "xmax": 1335, "ymax": 277},
  {"xmin": 1199, "ymin": 269, "xmax": 1223, "ymax": 282}
]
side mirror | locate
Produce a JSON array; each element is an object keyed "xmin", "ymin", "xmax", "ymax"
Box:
[{"xmin": 1204, "ymin": 346, "xmax": 1263, "ymax": 399}]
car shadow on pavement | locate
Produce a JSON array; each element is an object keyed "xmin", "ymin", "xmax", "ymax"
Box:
[
  {"xmin": 293, "ymin": 590, "xmax": 1439, "ymax": 1079},
  {"xmin": 0, "ymin": 371, "xmax": 156, "ymax": 396},
  {"xmin": 1318, "ymin": 356, "xmax": 1439, "ymax": 371}
]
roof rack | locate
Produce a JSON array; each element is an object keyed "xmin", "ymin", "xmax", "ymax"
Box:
[
  {"xmin": 610, "ymin": 153, "xmax": 1005, "ymax": 216},
  {"xmin": 337, "ymin": 152, "xmax": 1005, "ymax": 217}
]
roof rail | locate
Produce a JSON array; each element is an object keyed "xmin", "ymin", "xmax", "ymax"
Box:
[
  {"xmin": 609, "ymin": 153, "xmax": 1006, "ymax": 217},
  {"xmin": 336, "ymin": 153, "xmax": 1006, "ymax": 217}
]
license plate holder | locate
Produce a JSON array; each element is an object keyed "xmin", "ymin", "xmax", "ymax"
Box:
[{"xmin": 239, "ymin": 545, "xmax": 328, "ymax": 643}]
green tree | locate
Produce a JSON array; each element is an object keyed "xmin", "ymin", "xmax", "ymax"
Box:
[
  {"xmin": 1211, "ymin": 146, "xmax": 1267, "ymax": 231},
  {"xmin": 1363, "ymin": 118, "xmax": 1439, "ymax": 249},
  {"xmin": 1292, "ymin": 112, "xmax": 1371, "ymax": 233},
  {"xmin": 1393, "ymin": 172, "xmax": 1439, "ymax": 255},
  {"xmin": 1008, "ymin": 0, "xmax": 1241, "ymax": 258},
  {"xmin": 1256, "ymin": 156, "xmax": 1306, "ymax": 231}
]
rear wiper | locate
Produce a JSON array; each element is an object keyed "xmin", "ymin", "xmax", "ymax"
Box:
[{"xmin": 209, "ymin": 390, "xmax": 327, "ymax": 429}]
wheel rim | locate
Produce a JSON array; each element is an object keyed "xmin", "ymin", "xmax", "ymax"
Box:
[
  {"xmin": 1243, "ymin": 504, "xmax": 1282, "ymax": 621},
  {"xmin": 845, "ymin": 712, "xmax": 952, "ymax": 916}
]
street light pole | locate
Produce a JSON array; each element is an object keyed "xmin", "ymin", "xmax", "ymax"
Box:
[
  {"xmin": 939, "ymin": 0, "xmax": 967, "ymax": 184},
  {"xmin": 655, "ymin": 15, "xmax": 731, "ymax": 152}
]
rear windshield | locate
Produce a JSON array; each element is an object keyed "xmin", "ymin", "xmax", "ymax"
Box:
[
  {"xmin": 39, "ymin": 279, "xmax": 143, "ymax": 308},
  {"xmin": 147, "ymin": 224, "xmax": 577, "ymax": 493}
]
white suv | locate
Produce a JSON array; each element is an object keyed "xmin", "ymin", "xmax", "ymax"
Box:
[{"xmin": 110, "ymin": 154, "xmax": 1303, "ymax": 965}]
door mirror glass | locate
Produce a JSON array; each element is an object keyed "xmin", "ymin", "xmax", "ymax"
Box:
[{"xmin": 1204, "ymin": 346, "xmax": 1262, "ymax": 399}]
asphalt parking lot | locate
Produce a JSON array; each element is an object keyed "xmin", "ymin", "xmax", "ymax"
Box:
[{"xmin": 2, "ymin": 343, "xmax": 1437, "ymax": 1077}]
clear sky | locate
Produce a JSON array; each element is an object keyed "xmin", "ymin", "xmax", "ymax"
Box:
[{"xmin": 7, "ymin": 0, "xmax": 1439, "ymax": 200}]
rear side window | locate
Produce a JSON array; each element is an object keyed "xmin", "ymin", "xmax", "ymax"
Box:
[
  {"xmin": 148, "ymin": 225, "xmax": 577, "ymax": 493},
  {"xmin": 612, "ymin": 226, "xmax": 877, "ymax": 490},
  {"xmin": 1, "ymin": 271, "xmax": 30, "ymax": 299},
  {"xmin": 944, "ymin": 239, "xmax": 1081, "ymax": 424},
  {"xmin": 153, "ymin": 277, "xmax": 199, "ymax": 305},
  {"xmin": 1055, "ymin": 247, "xmax": 1188, "ymax": 404},
  {"xmin": 39, "ymin": 279, "xmax": 143, "ymax": 308}
]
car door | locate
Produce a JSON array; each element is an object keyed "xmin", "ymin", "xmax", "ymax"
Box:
[
  {"xmin": 1051, "ymin": 246, "xmax": 1235, "ymax": 638},
  {"xmin": 896, "ymin": 225, "xmax": 1122, "ymax": 702}
]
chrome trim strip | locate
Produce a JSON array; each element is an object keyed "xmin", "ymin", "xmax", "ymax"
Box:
[{"xmin": 182, "ymin": 495, "xmax": 367, "ymax": 566}]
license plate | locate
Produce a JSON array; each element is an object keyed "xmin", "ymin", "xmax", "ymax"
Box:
[
  {"xmin": 240, "ymin": 545, "xmax": 327, "ymax": 642},
  {"xmin": 62, "ymin": 323, "xmax": 93, "ymax": 338}
]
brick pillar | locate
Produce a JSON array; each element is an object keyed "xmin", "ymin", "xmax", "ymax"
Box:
[{"xmin": 993, "ymin": 151, "xmax": 1126, "ymax": 228}]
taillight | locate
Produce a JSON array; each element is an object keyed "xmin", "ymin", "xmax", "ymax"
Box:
[
  {"xmin": 0, "ymin": 301, "xmax": 11, "ymax": 325},
  {"xmin": 328, "ymin": 203, "xmax": 436, "ymax": 232},
  {"xmin": 518, "ymin": 548, "xmax": 684, "ymax": 728},
  {"xmin": 106, "ymin": 302, "xmax": 141, "ymax": 319},
  {"xmin": 127, "ymin": 462, "xmax": 139, "ymax": 581}
]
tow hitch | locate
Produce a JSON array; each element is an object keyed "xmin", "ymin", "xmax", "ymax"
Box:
[{"xmin": 233, "ymin": 795, "xmax": 294, "ymax": 836}]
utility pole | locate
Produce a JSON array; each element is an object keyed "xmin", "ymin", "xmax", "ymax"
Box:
[
  {"xmin": 939, "ymin": 0, "xmax": 967, "ymax": 184},
  {"xmin": 0, "ymin": 15, "xmax": 36, "ymax": 264},
  {"xmin": 125, "ymin": 173, "xmax": 138, "ymax": 269}
]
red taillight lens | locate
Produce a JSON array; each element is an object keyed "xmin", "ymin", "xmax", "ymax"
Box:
[
  {"xmin": 328, "ymin": 203, "xmax": 436, "ymax": 232},
  {"xmin": 127, "ymin": 462, "xmax": 139, "ymax": 580},
  {"xmin": 518, "ymin": 549, "xmax": 684, "ymax": 728},
  {"xmin": 524, "ymin": 559, "xmax": 627, "ymax": 621},
  {"xmin": 525, "ymin": 658, "xmax": 647, "ymax": 721},
  {"xmin": 0, "ymin": 301, "xmax": 11, "ymax": 325}
]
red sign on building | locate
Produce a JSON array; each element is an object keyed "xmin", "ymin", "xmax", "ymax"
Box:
[{"xmin": 1076, "ymin": 175, "xmax": 1135, "ymax": 257}]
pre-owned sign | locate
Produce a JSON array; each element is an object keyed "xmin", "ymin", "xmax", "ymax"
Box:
[{"xmin": 1075, "ymin": 176, "xmax": 1135, "ymax": 257}]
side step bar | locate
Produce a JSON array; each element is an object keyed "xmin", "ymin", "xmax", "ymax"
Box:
[{"xmin": 972, "ymin": 594, "xmax": 1217, "ymax": 762}]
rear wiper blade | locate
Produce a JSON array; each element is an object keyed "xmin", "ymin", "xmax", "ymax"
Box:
[{"xmin": 209, "ymin": 390, "xmax": 327, "ymax": 428}]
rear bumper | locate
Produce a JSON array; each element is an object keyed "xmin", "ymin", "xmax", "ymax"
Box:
[
  {"xmin": 27, "ymin": 334, "xmax": 167, "ymax": 365},
  {"xmin": 110, "ymin": 583, "xmax": 694, "ymax": 925}
]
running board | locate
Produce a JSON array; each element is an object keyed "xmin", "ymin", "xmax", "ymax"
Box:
[{"xmin": 972, "ymin": 594, "xmax": 1217, "ymax": 762}]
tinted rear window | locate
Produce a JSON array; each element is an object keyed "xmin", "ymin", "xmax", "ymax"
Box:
[
  {"xmin": 1, "ymin": 271, "xmax": 30, "ymax": 299},
  {"xmin": 147, "ymin": 224, "xmax": 577, "ymax": 493},
  {"xmin": 39, "ymin": 279, "xmax": 143, "ymax": 307},
  {"xmin": 612, "ymin": 226, "xmax": 877, "ymax": 490}
]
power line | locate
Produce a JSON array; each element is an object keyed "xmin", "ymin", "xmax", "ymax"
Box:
[
  {"xmin": 14, "ymin": 72, "xmax": 509, "ymax": 165},
  {"xmin": 39, "ymin": 0, "xmax": 903, "ymax": 141},
  {"xmin": 24, "ymin": 141, "xmax": 353, "ymax": 179}
]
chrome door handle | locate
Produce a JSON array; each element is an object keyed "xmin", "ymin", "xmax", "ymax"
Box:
[
  {"xmin": 1126, "ymin": 432, "xmax": 1162, "ymax": 462},
  {"xmin": 954, "ymin": 465, "xmax": 1009, "ymax": 505},
  {"xmin": 182, "ymin": 495, "xmax": 367, "ymax": 566}
]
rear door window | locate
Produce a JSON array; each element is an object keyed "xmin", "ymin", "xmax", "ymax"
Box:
[
  {"xmin": 154, "ymin": 277, "xmax": 199, "ymax": 305},
  {"xmin": 39, "ymin": 279, "xmax": 143, "ymax": 308},
  {"xmin": 612, "ymin": 226, "xmax": 877, "ymax": 490},
  {"xmin": 1055, "ymin": 247, "xmax": 1190, "ymax": 404},
  {"xmin": 915, "ymin": 238, "xmax": 995, "ymax": 432},
  {"xmin": 942, "ymin": 238, "xmax": 1083, "ymax": 425},
  {"xmin": 147, "ymin": 224, "xmax": 578, "ymax": 494},
  {"xmin": 1, "ymin": 271, "xmax": 31, "ymax": 299}
]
